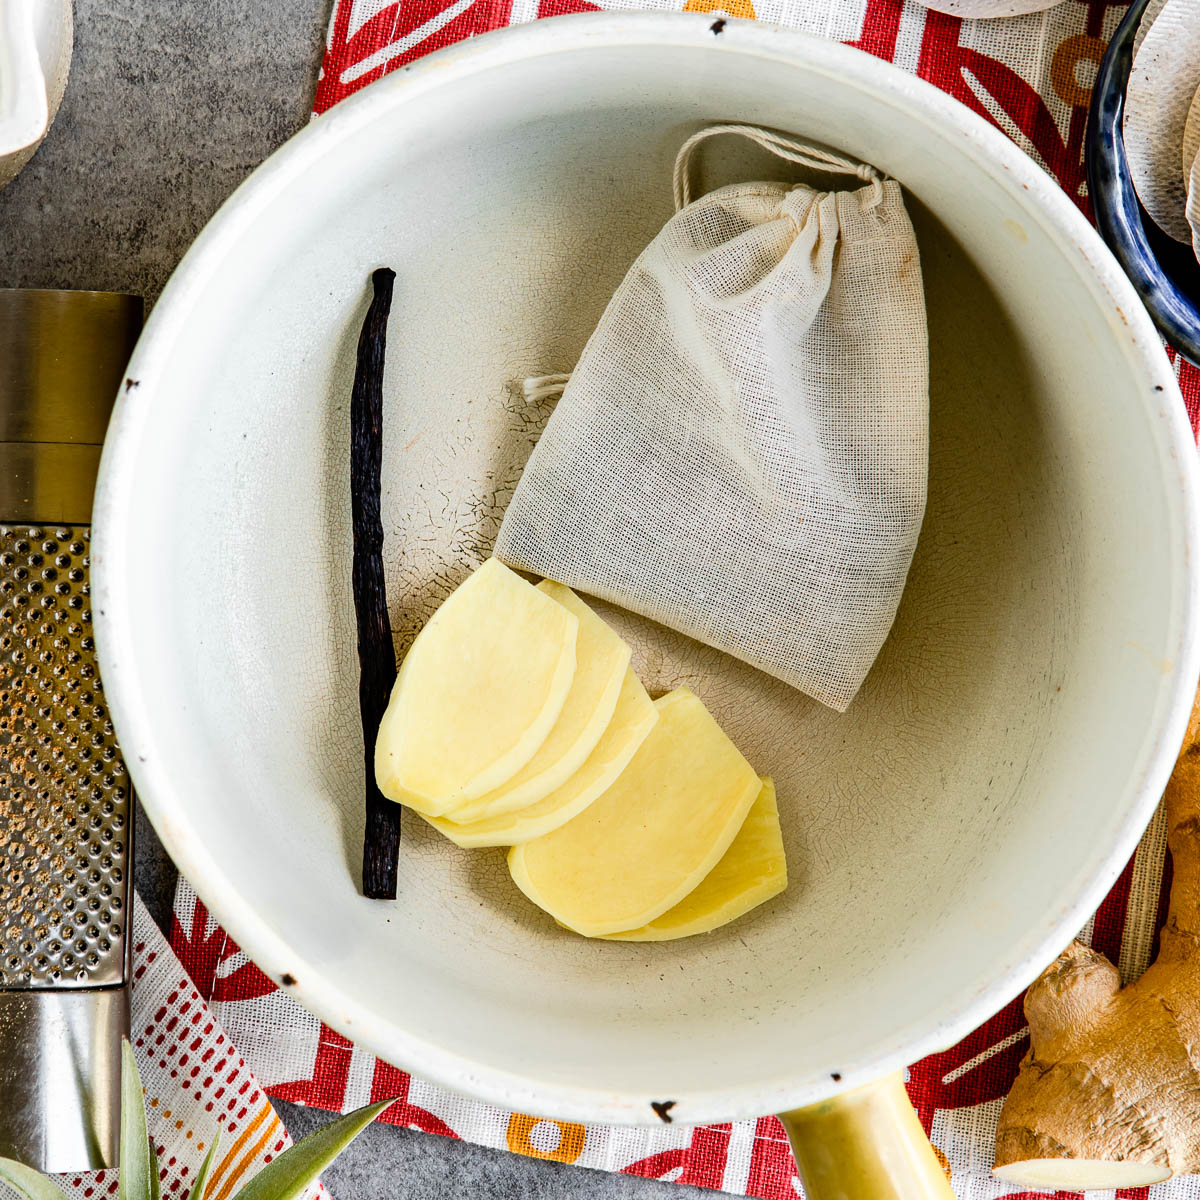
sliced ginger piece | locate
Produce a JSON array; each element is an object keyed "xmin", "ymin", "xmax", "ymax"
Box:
[
  {"xmin": 374, "ymin": 558, "xmax": 577, "ymax": 816},
  {"xmin": 993, "ymin": 1159, "xmax": 1170, "ymax": 1190},
  {"xmin": 602, "ymin": 776, "xmax": 785, "ymax": 941},
  {"xmin": 992, "ymin": 686, "xmax": 1200, "ymax": 1189},
  {"xmin": 424, "ymin": 667, "xmax": 657, "ymax": 848},
  {"xmin": 508, "ymin": 687, "xmax": 760, "ymax": 936},
  {"xmin": 444, "ymin": 583, "xmax": 630, "ymax": 824}
]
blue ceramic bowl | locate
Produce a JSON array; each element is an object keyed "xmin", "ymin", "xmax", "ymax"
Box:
[{"xmin": 1087, "ymin": 0, "xmax": 1200, "ymax": 365}]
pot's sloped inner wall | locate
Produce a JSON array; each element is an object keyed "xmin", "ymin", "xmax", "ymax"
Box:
[{"xmin": 112, "ymin": 37, "xmax": 1187, "ymax": 1117}]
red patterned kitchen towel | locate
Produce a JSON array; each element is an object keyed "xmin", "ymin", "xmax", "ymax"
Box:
[
  {"xmin": 40, "ymin": 896, "xmax": 328, "ymax": 1200},
  {"xmin": 166, "ymin": 2, "xmax": 1200, "ymax": 1199}
]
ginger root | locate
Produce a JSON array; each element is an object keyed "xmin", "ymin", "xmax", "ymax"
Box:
[{"xmin": 993, "ymin": 697, "xmax": 1200, "ymax": 1190}]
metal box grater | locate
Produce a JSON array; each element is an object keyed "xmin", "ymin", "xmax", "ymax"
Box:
[{"xmin": 0, "ymin": 290, "xmax": 143, "ymax": 1173}]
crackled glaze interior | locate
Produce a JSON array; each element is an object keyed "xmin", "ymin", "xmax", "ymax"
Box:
[{"xmin": 93, "ymin": 18, "xmax": 1198, "ymax": 1124}]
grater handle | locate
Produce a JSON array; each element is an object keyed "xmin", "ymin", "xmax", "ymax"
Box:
[
  {"xmin": 0, "ymin": 988, "xmax": 127, "ymax": 1171},
  {"xmin": 0, "ymin": 290, "xmax": 142, "ymax": 1172}
]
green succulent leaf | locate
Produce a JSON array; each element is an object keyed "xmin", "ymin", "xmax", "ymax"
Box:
[
  {"xmin": 186, "ymin": 1134, "xmax": 221, "ymax": 1200},
  {"xmin": 149, "ymin": 1139, "xmax": 161, "ymax": 1200},
  {"xmin": 119, "ymin": 1039, "xmax": 154, "ymax": 1200},
  {"xmin": 0, "ymin": 1052, "xmax": 388, "ymax": 1200},
  {"xmin": 232, "ymin": 1098, "xmax": 396, "ymax": 1200},
  {"xmin": 0, "ymin": 1158, "xmax": 70, "ymax": 1200}
]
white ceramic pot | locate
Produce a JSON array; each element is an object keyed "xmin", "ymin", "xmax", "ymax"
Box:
[
  {"xmin": 0, "ymin": 0, "xmax": 71, "ymax": 190},
  {"xmin": 91, "ymin": 14, "xmax": 1200, "ymax": 1197}
]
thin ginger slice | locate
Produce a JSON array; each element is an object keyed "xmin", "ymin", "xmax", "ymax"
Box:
[
  {"xmin": 508, "ymin": 687, "xmax": 760, "ymax": 936},
  {"xmin": 424, "ymin": 667, "xmax": 657, "ymax": 848},
  {"xmin": 444, "ymin": 583, "xmax": 630, "ymax": 824},
  {"xmin": 374, "ymin": 558, "xmax": 577, "ymax": 816},
  {"xmin": 602, "ymin": 777, "xmax": 785, "ymax": 941}
]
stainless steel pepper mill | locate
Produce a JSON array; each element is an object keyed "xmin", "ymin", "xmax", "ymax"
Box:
[{"xmin": 0, "ymin": 289, "xmax": 143, "ymax": 1172}]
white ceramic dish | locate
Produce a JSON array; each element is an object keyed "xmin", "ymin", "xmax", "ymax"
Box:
[
  {"xmin": 94, "ymin": 9, "xmax": 1199, "ymax": 1154},
  {"xmin": 0, "ymin": 0, "xmax": 71, "ymax": 190}
]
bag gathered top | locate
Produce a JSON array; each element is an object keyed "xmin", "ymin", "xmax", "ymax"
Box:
[{"xmin": 496, "ymin": 124, "xmax": 930, "ymax": 711}]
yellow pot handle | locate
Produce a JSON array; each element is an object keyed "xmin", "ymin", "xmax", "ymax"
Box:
[{"xmin": 778, "ymin": 1072, "xmax": 955, "ymax": 1200}]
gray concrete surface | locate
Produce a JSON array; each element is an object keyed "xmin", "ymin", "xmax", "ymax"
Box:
[{"xmin": 0, "ymin": 3, "xmax": 712, "ymax": 1196}]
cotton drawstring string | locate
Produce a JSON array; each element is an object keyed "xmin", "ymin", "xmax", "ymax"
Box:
[
  {"xmin": 523, "ymin": 373, "xmax": 571, "ymax": 404},
  {"xmin": 672, "ymin": 123, "xmax": 885, "ymax": 212},
  {"xmin": 526, "ymin": 129, "xmax": 881, "ymax": 409}
]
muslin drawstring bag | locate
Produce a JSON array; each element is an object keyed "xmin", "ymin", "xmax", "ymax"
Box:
[{"xmin": 495, "ymin": 125, "xmax": 929, "ymax": 711}]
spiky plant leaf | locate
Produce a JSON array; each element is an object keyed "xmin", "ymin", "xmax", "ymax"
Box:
[
  {"xmin": 186, "ymin": 1134, "xmax": 220, "ymax": 1200},
  {"xmin": 0, "ymin": 1158, "xmax": 70, "ymax": 1199},
  {"xmin": 149, "ymin": 1139, "xmax": 161, "ymax": 1200},
  {"xmin": 0, "ymin": 1045, "xmax": 391, "ymax": 1200},
  {"xmin": 232, "ymin": 1099, "xmax": 395, "ymax": 1200},
  {"xmin": 119, "ymin": 1039, "xmax": 153, "ymax": 1200}
]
